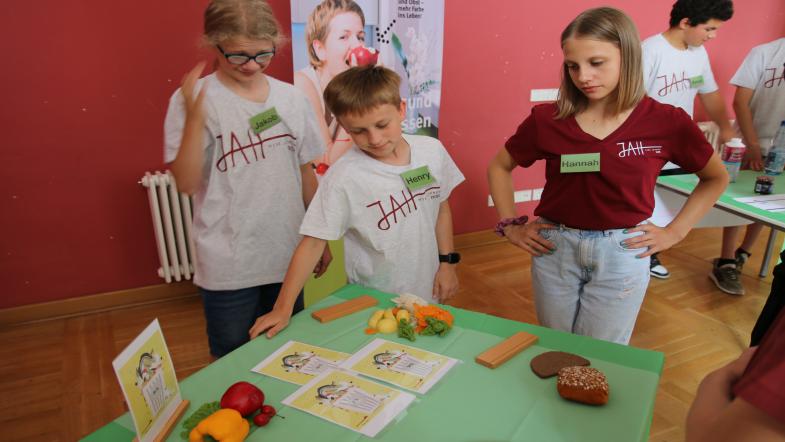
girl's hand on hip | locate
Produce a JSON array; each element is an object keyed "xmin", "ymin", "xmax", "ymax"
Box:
[
  {"xmin": 181, "ymin": 62, "xmax": 208, "ymax": 123},
  {"xmin": 505, "ymin": 222, "xmax": 557, "ymax": 256},
  {"xmin": 622, "ymin": 223, "xmax": 684, "ymax": 258}
]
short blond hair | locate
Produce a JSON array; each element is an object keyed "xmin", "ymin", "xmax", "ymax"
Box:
[
  {"xmin": 556, "ymin": 7, "xmax": 645, "ymax": 119},
  {"xmin": 203, "ymin": 0, "xmax": 286, "ymax": 48},
  {"xmin": 323, "ymin": 66, "xmax": 401, "ymax": 118},
  {"xmin": 306, "ymin": 0, "xmax": 365, "ymax": 68}
]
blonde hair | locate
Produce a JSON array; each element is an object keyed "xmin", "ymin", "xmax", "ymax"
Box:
[
  {"xmin": 306, "ymin": 0, "xmax": 365, "ymax": 68},
  {"xmin": 203, "ymin": 0, "xmax": 286, "ymax": 48},
  {"xmin": 324, "ymin": 66, "xmax": 401, "ymax": 118},
  {"xmin": 556, "ymin": 7, "xmax": 645, "ymax": 119}
]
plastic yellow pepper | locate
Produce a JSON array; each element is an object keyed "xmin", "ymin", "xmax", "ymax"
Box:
[{"xmin": 189, "ymin": 408, "xmax": 249, "ymax": 442}]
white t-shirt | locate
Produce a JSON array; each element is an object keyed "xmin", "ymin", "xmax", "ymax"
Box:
[
  {"xmin": 730, "ymin": 38, "xmax": 785, "ymax": 150},
  {"xmin": 642, "ymin": 33, "xmax": 719, "ymax": 117},
  {"xmin": 164, "ymin": 73, "xmax": 325, "ymax": 290},
  {"xmin": 300, "ymin": 134, "xmax": 465, "ymax": 302}
]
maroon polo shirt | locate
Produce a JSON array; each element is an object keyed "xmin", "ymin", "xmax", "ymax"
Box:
[{"xmin": 505, "ymin": 97, "xmax": 713, "ymax": 230}]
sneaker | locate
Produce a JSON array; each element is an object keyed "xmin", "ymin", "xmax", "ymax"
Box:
[
  {"xmin": 709, "ymin": 259, "xmax": 745, "ymax": 295},
  {"xmin": 735, "ymin": 249, "xmax": 751, "ymax": 272},
  {"xmin": 650, "ymin": 254, "xmax": 670, "ymax": 279}
]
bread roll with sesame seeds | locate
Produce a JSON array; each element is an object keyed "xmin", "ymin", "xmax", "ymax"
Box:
[{"xmin": 556, "ymin": 366, "xmax": 609, "ymax": 405}]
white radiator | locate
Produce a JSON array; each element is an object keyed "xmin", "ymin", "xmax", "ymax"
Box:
[{"xmin": 139, "ymin": 171, "xmax": 196, "ymax": 283}]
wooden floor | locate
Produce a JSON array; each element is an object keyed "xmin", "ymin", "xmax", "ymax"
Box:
[{"xmin": 1, "ymin": 227, "xmax": 777, "ymax": 441}]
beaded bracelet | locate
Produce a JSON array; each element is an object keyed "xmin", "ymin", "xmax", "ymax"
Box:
[{"xmin": 494, "ymin": 215, "xmax": 529, "ymax": 237}]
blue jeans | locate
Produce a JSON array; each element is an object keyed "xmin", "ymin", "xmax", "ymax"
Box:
[
  {"xmin": 200, "ymin": 284, "xmax": 304, "ymax": 358},
  {"xmin": 531, "ymin": 220, "xmax": 650, "ymax": 344}
]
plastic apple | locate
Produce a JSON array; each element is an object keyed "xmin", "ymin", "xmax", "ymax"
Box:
[{"xmin": 347, "ymin": 46, "xmax": 378, "ymax": 66}]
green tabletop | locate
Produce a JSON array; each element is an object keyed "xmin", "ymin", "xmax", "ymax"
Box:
[
  {"xmin": 657, "ymin": 170, "xmax": 785, "ymax": 229},
  {"xmin": 85, "ymin": 285, "xmax": 663, "ymax": 442}
]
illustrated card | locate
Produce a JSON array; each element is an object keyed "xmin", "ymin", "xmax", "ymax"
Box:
[
  {"xmin": 282, "ymin": 368, "xmax": 414, "ymax": 437},
  {"xmin": 251, "ymin": 340, "xmax": 350, "ymax": 385},
  {"xmin": 341, "ymin": 338, "xmax": 458, "ymax": 394},
  {"xmin": 111, "ymin": 319, "xmax": 182, "ymax": 442}
]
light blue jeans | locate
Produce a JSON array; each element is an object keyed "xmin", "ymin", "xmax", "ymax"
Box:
[{"xmin": 531, "ymin": 219, "xmax": 650, "ymax": 344}]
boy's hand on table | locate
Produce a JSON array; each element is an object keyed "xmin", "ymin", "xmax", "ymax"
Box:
[
  {"xmin": 249, "ymin": 306, "xmax": 293, "ymax": 339},
  {"xmin": 433, "ymin": 264, "xmax": 459, "ymax": 302}
]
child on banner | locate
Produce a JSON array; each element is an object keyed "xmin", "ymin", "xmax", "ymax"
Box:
[
  {"xmin": 294, "ymin": 0, "xmax": 374, "ymax": 168},
  {"xmin": 251, "ymin": 66, "xmax": 464, "ymax": 339},
  {"xmin": 165, "ymin": 0, "xmax": 329, "ymax": 358},
  {"xmin": 487, "ymin": 7, "xmax": 728, "ymax": 344}
]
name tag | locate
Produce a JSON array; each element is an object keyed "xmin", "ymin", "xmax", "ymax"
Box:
[
  {"xmin": 689, "ymin": 75, "xmax": 705, "ymax": 88},
  {"xmin": 560, "ymin": 153, "xmax": 600, "ymax": 173},
  {"xmin": 400, "ymin": 165, "xmax": 435, "ymax": 191},
  {"xmin": 249, "ymin": 107, "xmax": 281, "ymax": 134}
]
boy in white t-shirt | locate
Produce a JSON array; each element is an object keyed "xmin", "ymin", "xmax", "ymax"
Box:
[
  {"xmin": 249, "ymin": 66, "xmax": 465, "ymax": 339},
  {"xmin": 642, "ymin": 0, "xmax": 735, "ymax": 279},
  {"xmin": 712, "ymin": 38, "xmax": 785, "ymax": 296}
]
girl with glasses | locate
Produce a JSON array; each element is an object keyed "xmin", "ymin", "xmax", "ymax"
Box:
[
  {"xmin": 164, "ymin": 0, "xmax": 330, "ymax": 359},
  {"xmin": 487, "ymin": 7, "xmax": 728, "ymax": 345}
]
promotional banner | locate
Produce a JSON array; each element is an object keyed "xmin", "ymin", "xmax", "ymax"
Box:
[{"xmin": 291, "ymin": 0, "xmax": 444, "ymax": 166}]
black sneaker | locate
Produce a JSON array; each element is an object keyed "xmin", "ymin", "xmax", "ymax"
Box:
[
  {"xmin": 709, "ymin": 259, "xmax": 745, "ymax": 296},
  {"xmin": 650, "ymin": 254, "xmax": 670, "ymax": 279},
  {"xmin": 735, "ymin": 249, "xmax": 751, "ymax": 273}
]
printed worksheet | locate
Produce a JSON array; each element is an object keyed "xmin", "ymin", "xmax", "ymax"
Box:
[
  {"xmin": 341, "ymin": 338, "xmax": 458, "ymax": 394},
  {"xmin": 251, "ymin": 340, "xmax": 350, "ymax": 385},
  {"xmin": 735, "ymin": 194, "xmax": 785, "ymax": 212},
  {"xmin": 282, "ymin": 369, "xmax": 414, "ymax": 437}
]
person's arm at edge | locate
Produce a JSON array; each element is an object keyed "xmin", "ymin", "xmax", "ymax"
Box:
[
  {"xmin": 686, "ymin": 347, "xmax": 785, "ymax": 441},
  {"xmin": 699, "ymin": 90, "xmax": 735, "ymax": 144},
  {"xmin": 249, "ymin": 235, "xmax": 328, "ymax": 339},
  {"xmin": 432, "ymin": 199, "xmax": 458, "ymax": 302},
  {"xmin": 688, "ymin": 398, "xmax": 785, "ymax": 442},
  {"xmin": 732, "ymin": 87, "xmax": 762, "ymax": 170}
]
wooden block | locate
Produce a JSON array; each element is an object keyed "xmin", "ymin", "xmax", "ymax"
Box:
[
  {"xmin": 475, "ymin": 331, "xmax": 539, "ymax": 369},
  {"xmin": 311, "ymin": 295, "xmax": 379, "ymax": 323}
]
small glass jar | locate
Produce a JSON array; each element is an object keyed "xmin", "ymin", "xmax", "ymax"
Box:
[{"xmin": 755, "ymin": 175, "xmax": 774, "ymax": 194}]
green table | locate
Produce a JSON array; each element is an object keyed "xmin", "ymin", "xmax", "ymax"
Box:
[
  {"xmin": 85, "ymin": 285, "xmax": 663, "ymax": 442},
  {"xmin": 658, "ymin": 170, "xmax": 785, "ymax": 276}
]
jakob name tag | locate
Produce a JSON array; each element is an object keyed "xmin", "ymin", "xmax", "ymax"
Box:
[
  {"xmin": 689, "ymin": 75, "xmax": 704, "ymax": 88},
  {"xmin": 400, "ymin": 165, "xmax": 435, "ymax": 191},
  {"xmin": 249, "ymin": 107, "xmax": 281, "ymax": 134},
  {"xmin": 560, "ymin": 153, "xmax": 600, "ymax": 173}
]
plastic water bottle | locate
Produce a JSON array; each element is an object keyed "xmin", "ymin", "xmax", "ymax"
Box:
[
  {"xmin": 764, "ymin": 121, "xmax": 785, "ymax": 176},
  {"xmin": 721, "ymin": 138, "xmax": 746, "ymax": 182}
]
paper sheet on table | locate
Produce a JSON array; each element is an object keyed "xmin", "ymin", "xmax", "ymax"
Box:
[
  {"xmin": 281, "ymin": 368, "xmax": 415, "ymax": 437},
  {"xmin": 251, "ymin": 340, "xmax": 350, "ymax": 385},
  {"xmin": 735, "ymin": 194, "xmax": 785, "ymax": 212},
  {"xmin": 341, "ymin": 338, "xmax": 458, "ymax": 394}
]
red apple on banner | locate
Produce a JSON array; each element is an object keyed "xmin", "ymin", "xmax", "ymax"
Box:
[{"xmin": 347, "ymin": 46, "xmax": 379, "ymax": 66}]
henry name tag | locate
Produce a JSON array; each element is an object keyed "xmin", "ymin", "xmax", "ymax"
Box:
[
  {"xmin": 689, "ymin": 75, "xmax": 705, "ymax": 88},
  {"xmin": 560, "ymin": 153, "xmax": 600, "ymax": 173},
  {"xmin": 400, "ymin": 165, "xmax": 435, "ymax": 191},
  {"xmin": 249, "ymin": 107, "xmax": 282, "ymax": 134}
]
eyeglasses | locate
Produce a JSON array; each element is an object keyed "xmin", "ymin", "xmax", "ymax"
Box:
[{"xmin": 216, "ymin": 45, "xmax": 276, "ymax": 65}]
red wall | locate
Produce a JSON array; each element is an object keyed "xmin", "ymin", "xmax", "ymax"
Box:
[{"xmin": 2, "ymin": 1, "xmax": 783, "ymax": 308}]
